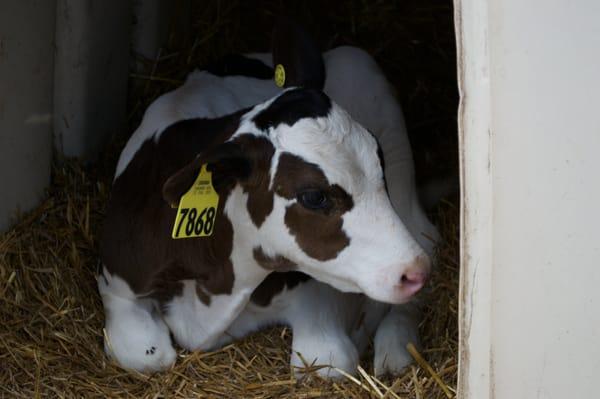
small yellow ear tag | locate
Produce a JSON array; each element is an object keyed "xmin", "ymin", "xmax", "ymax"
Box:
[
  {"xmin": 274, "ymin": 64, "xmax": 286, "ymax": 87},
  {"xmin": 171, "ymin": 165, "xmax": 219, "ymax": 239}
]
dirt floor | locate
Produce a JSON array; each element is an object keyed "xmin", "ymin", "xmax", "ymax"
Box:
[{"xmin": 0, "ymin": 1, "xmax": 459, "ymax": 397}]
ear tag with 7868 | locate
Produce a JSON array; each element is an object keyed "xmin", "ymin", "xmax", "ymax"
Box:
[{"xmin": 171, "ymin": 165, "xmax": 219, "ymax": 239}]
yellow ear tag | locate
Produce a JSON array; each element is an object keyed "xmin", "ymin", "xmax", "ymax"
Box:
[
  {"xmin": 171, "ymin": 164, "xmax": 219, "ymax": 239},
  {"xmin": 274, "ymin": 64, "xmax": 286, "ymax": 87}
]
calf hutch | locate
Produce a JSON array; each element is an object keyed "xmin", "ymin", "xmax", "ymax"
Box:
[{"xmin": 1, "ymin": 1, "xmax": 598, "ymax": 399}]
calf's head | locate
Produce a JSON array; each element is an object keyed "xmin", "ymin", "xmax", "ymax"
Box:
[{"xmin": 163, "ymin": 88, "xmax": 430, "ymax": 304}]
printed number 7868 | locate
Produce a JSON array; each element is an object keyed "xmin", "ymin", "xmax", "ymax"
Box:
[{"xmin": 174, "ymin": 207, "xmax": 216, "ymax": 237}]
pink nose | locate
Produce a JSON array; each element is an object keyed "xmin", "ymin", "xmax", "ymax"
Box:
[{"xmin": 398, "ymin": 255, "xmax": 431, "ymax": 296}]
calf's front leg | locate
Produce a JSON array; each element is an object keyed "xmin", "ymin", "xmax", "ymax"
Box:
[
  {"xmin": 373, "ymin": 303, "xmax": 421, "ymax": 376},
  {"xmin": 282, "ymin": 280, "xmax": 364, "ymax": 378},
  {"xmin": 98, "ymin": 267, "xmax": 176, "ymax": 372}
]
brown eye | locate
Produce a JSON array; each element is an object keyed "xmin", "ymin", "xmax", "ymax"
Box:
[{"xmin": 297, "ymin": 190, "xmax": 329, "ymax": 210}]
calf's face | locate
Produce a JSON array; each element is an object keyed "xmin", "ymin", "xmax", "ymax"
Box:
[{"xmin": 164, "ymin": 89, "xmax": 430, "ymax": 304}]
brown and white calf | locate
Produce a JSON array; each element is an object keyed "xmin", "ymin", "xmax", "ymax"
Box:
[{"xmin": 98, "ymin": 25, "xmax": 438, "ymax": 376}]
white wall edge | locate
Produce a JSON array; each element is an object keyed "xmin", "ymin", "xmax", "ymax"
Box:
[{"xmin": 455, "ymin": 0, "xmax": 493, "ymax": 398}]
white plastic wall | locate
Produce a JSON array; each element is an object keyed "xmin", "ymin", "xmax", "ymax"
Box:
[
  {"xmin": 0, "ymin": 0, "xmax": 130, "ymax": 233},
  {"xmin": 54, "ymin": 0, "xmax": 130, "ymax": 159},
  {"xmin": 457, "ymin": 0, "xmax": 600, "ymax": 398},
  {"xmin": 0, "ymin": 0, "xmax": 56, "ymax": 232}
]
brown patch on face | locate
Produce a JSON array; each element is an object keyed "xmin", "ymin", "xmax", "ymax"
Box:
[
  {"xmin": 273, "ymin": 153, "xmax": 354, "ymax": 261},
  {"xmin": 284, "ymin": 204, "xmax": 350, "ymax": 261},
  {"xmin": 250, "ymin": 272, "xmax": 310, "ymax": 307},
  {"xmin": 253, "ymin": 246, "xmax": 297, "ymax": 271},
  {"xmin": 232, "ymin": 134, "xmax": 276, "ymax": 228},
  {"xmin": 246, "ymin": 186, "xmax": 273, "ymax": 227}
]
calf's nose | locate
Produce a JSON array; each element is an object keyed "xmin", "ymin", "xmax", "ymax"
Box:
[{"xmin": 398, "ymin": 254, "xmax": 431, "ymax": 296}]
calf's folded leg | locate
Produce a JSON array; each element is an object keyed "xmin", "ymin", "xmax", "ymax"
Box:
[
  {"xmin": 373, "ymin": 303, "xmax": 421, "ymax": 376},
  {"xmin": 97, "ymin": 267, "xmax": 176, "ymax": 372}
]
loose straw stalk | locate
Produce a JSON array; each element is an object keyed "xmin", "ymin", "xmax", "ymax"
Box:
[{"xmin": 407, "ymin": 343, "xmax": 454, "ymax": 398}]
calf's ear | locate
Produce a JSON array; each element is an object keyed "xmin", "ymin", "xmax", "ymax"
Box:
[
  {"xmin": 272, "ymin": 18, "xmax": 325, "ymax": 90},
  {"xmin": 162, "ymin": 142, "xmax": 251, "ymax": 206}
]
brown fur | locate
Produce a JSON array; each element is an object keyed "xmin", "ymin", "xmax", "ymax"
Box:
[
  {"xmin": 273, "ymin": 153, "xmax": 354, "ymax": 261},
  {"xmin": 253, "ymin": 246, "xmax": 297, "ymax": 271},
  {"xmin": 100, "ymin": 112, "xmax": 246, "ymax": 306},
  {"xmin": 250, "ymin": 271, "xmax": 310, "ymax": 307},
  {"xmin": 234, "ymin": 135, "xmax": 276, "ymax": 228}
]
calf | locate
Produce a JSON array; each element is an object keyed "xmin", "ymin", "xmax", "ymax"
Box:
[{"xmin": 98, "ymin": 23, "xmax": 437, "ymax": 375}]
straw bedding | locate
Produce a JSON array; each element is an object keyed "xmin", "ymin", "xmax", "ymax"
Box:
[{"xmin": 0, "ymin": 1, "xmax": 458, "ymax": 397}]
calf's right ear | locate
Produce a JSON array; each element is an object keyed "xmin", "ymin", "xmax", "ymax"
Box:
[
  {"xmin": 162, "ymin": 142, "xmax": 251, "ymax": 207},
  {"xmin": 272, "ymin": 18, "xmax": 325, "ymax": 90}
]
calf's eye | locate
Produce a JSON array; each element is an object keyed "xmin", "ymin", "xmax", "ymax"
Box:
[{"xmin": 297, "ymin": 190, "xmax": 329, "ymax": 210}]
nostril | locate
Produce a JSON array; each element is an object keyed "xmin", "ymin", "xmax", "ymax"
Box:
[
  {"xmin": 393, "ymin": 254, "xmax": 431, "ymax": 298},
  {"xmin": 398, "ymin": 267, "xmax": 429, "ymax": 297},
  {"xmin": 400, "ymin": 271, "xmax": 427, "ymax": 285}
]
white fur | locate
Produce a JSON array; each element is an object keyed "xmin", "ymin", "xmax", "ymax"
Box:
[
  {"xmin": 101, "ymin": 46, "xmax": 439, "ymax": 374},
  {"xmin": 208, "ymin": 97, "xmax": 429, "ymax": 300},
  {"xmin": 162, "ymin": 280, "xmax": 258, "ymax": 351},
  {"xmin": 114, "ymin": 73, "xmax": 279, "ymax": 179},
  {"xmin": 215, "ymin": 279, "xmax": 367, "ymax": 377},
  {"xmin": 323, "ymin": 46, "xmax": 438, "ymax": 253},
  {"xmin": 214, "ymin": 279, "xmax": 418, "ymax": 377},
  {"xmin": 373, "ymin": 304, "xmax": 421, "ymax": 376},
  {"xmin": 98, "ymin": 266, "xmax": 176, "ymax": 371}
]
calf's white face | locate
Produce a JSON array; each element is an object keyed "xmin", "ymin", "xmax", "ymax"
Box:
[{"xmin": 220, "ymin": 88, "xmax": 430, "ymax": 304}]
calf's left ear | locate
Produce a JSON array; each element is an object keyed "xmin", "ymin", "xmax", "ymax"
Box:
[
  {"xmin": 272, "ymin": 18, "xmax": 325, "ymax": 90},
  {"xmin": 162, "ymin": 142, "xmax": 251, "ymax": 207}
]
